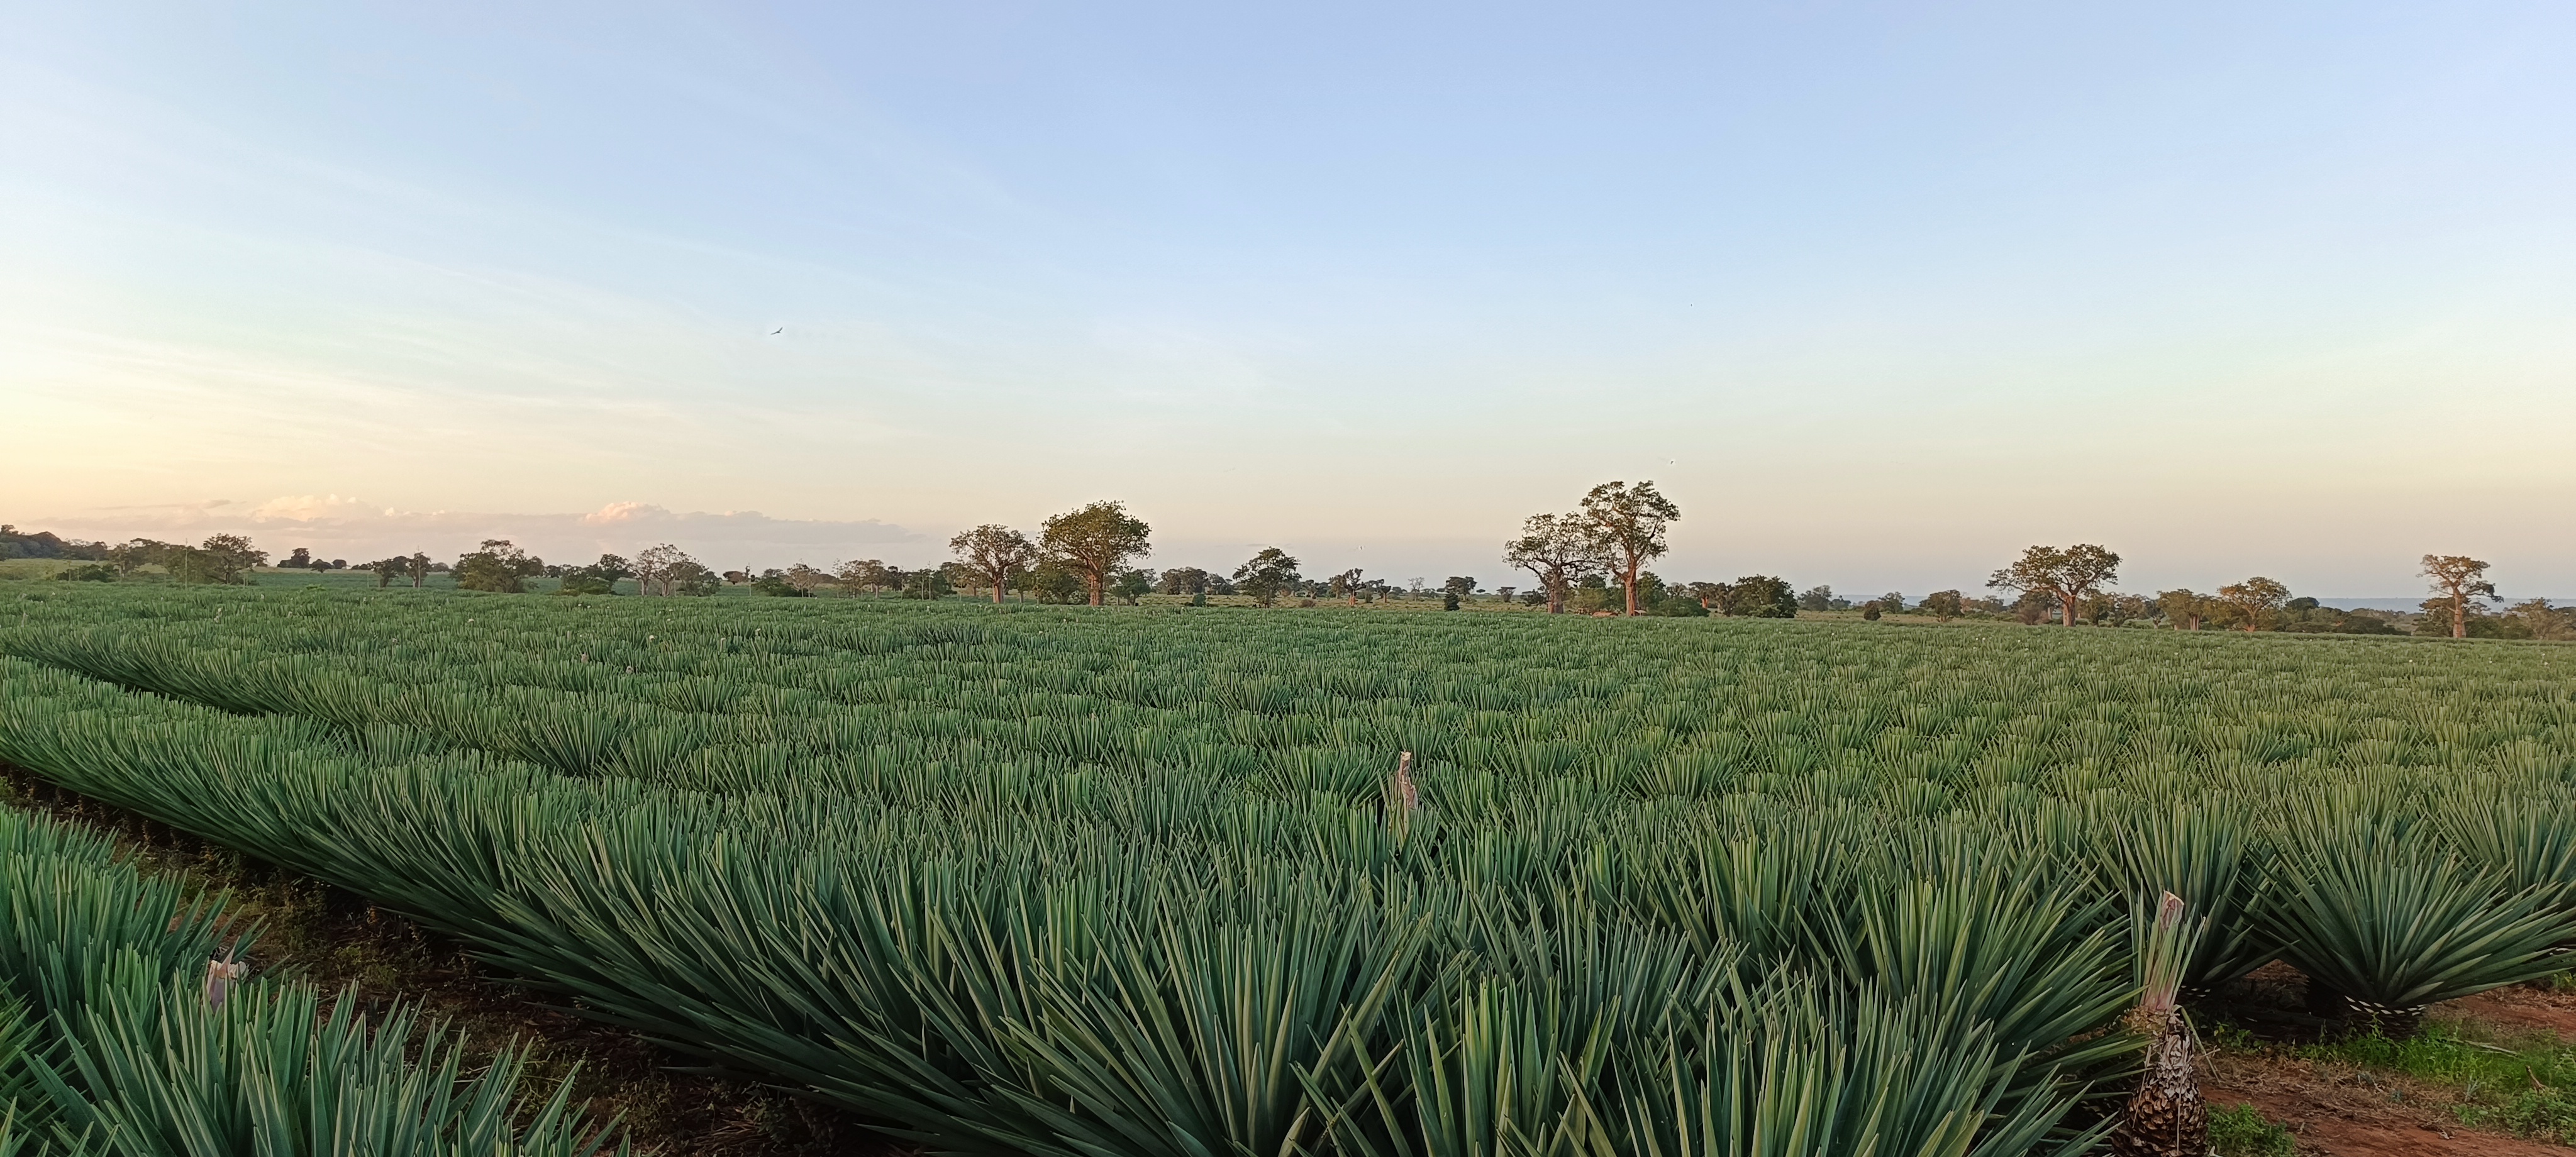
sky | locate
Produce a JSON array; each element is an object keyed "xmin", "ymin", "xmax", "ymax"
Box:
[{"xmin": 4, "ymin": 2, "xmax": 2572, "ymax": 597}]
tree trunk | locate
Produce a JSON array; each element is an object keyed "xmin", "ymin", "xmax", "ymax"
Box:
[
  {"xmin": 2061, "ymin": 588, "xmax": 2079, "ymax": 627},
  {"xmin": 1623, "ymin": 561, "xmax": 1641, "ymax": 616},
  {"xmin": 2108, "ymin": 1013, "xmax": 2205, "ymax": 1157},
  {"xmin": 2453, "ymin": 592, "xmax": 2468, "ymax": 638},
  {"xmin": 992, "ymin": 571, "xmax": 1006, "ymax": 604}
]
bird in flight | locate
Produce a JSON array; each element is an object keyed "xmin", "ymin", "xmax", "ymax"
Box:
[{"xmin": 770, "ymin": 326, "xmax": 784, "ymax": 335}]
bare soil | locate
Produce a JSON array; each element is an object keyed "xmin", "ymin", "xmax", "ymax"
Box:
[
  {"xmin": 2203, "ymin": 1050, "xmax": 2567, "ymax": 1157},
  {"xmin": 2198, "ymin": 963, "xmax": 2576, "ymax": 1156}
]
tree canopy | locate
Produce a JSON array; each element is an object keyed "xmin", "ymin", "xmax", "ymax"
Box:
[
  {"xmin": 1232, "ymin": 548, "xmax": 1301, "ymax": 607},
  {"xmin": 950, "ymin": 524, "xmax": 1041, "ymax": 604},
  {"xmin": 1577, "ymin": 480, "xmax": 1679, "ymax": 616},
  {"xmin": 1987, "ymin": 545, "xmax": 2121, "ymax": 628},
  {"xmin": 1041, "ymin": 501, "xmax": 1152, "ymax": 606},
  {"xmin": 1503, "ymin": 512, "xmax": 1603, "ymax": 615},
  {"xmin": 2419, "ymin": 555, "xmax": 2496, "ymax": 639}
]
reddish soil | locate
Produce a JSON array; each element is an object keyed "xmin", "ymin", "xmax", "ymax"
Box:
[
  {"xmin": 2204, "ymin": 1055, "xmax": 2567, "ymax": 1156},
  {"xmin": 2198, "ymin": 969, "xmax": 2576, "ymax": 1156},
  {"xmin": 2443, "ymin": 986, "xmax": 2576, "ymax": 1043}
]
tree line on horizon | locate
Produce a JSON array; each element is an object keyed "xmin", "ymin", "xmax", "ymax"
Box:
[{"xmin": 6, "ymin": 511, "xmax": 2568, "ymax": 639}]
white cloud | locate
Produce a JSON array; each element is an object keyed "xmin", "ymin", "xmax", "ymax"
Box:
[{"xmin": 248, "ymin": 494, "xmax": 380, "ymax": 521}]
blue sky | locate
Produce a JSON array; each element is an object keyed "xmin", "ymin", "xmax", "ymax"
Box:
[{"xmin": 4, "ymin": 3, "xmax": 2572, "ymax": 596}]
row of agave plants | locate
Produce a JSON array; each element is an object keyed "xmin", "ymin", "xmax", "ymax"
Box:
[
  {"xmin": 3, "ymin": 593, "xmax": 2574, "ymax": 1156},
  {"xmin": 0, "ymin": 775, "xmax": 620, "ymax": 1155},
  {"xmin": 0, "ymin": 589, "xmax": 2567, "ymax": 800}
]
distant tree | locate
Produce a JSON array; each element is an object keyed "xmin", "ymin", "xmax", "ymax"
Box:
[
  {"xmin": 281, "ymin": 548, "xmax": 313, "ymax": 569},
  {"xmin": 1919, "ymin": 590, "xmax": 1965, "ymax": 621},
  {"xmin": 2505, "ymin": 599, "xmax": 2575, "ymax": 642},
  {"xmin": 0, "ymin": 525, "xmax": 69, "ymax": 560},
  {"xmin": 751, "ymin": 569, "xmax": 813, "ymax": 597},
  {"xmin": 2014, "ymin": 591, "xmax": 2053, "ymax": 625},
  {"xmin": 168, "ymin": 534, "xmax": 267, "ymax": 585},
  {"xmin": 665, "ymin": 558, "xmax": 723, "ymax": 596},
  {"xmin": 1577, "ymin": 480, "xmax": 1679, "ymax": 616},
  {"xmin": 1861, "ymin": 602, "xmax": 1883, "ymax": 621},
  {"xmin": 106, "ymin": 539, "xmax": 173, "ymax": 576},
  {"xmin": 1233, "ymin": 548, "xmax": 1302, "ymax": 607},
  {"xmin": 553, "ymin": 562, "xmax": 617, "ymax": 595},
  {"xmin": 454, "ymin": 540, "xmax": 544, "ymax": 593},
  {"xmin": 1875, "ymin": 592, "xmax": 1907, "ymax": 614},
  {"xmin": 362, "ymin": 557, "xmax": 409, "ymax": 589},
  {"xmin": 1797, "ymin": 585, "xmax": 1835, "ymax": 613},
  {"xmin": 1158, "ymin": 567, "xmax": 1216, "ymax": 596},
  {"xmin": 585, "ymin": 555, "xmax": 635, "ymax": 592},
  {"xmin": 402, "ymin": 552, "xmax": 431, "ymax": 587},
  {"xmin": 2156, "ymin": 589, "xmax": 2207, "ymax": 631},
  {"xmin": 2419, "ymin": 555, "xmax": 2497, "ymax": 639},
  {"xmin": 635, "ymin": 543, "xmax": 703, "ymax": 597},
  {"xmin": 1721, "ymin": 575, "xmax": 1797, "ymax": 618},
  {"xmin": 1041, "ymin": 501, "xmax": 1152, "ymax": 607},
  {"xmin": 1570, "ymin": 575, "xmax": 1621, "ymax": 615},
  {"xmin": 1648, "ymin": 587, "xmax": 1709, "ymax": 617},
  {"xmin": 1330, "ymin": 568, "xmax": 1368, "ymax": 606},
  {"xmin": 1504, "ymin": 512, "xmax": 1604, "ymax": 614},
  {"xmin": 1443, "ymin": 576, "xmax": 1478, "ymax": 600},
  {"xmin": 949, "ymin": 524, "xmax": 1041, "ymax": 605},
  {"xmin": 1111, "ymin": 568, "xmax": 1154, "ymax": 605},
  {"xmin": 1494, "ymin": 585, "xmax": 1515, "ymax": 604},
  {"xmin": 1988, "ymin": 545, "xmax": 2120, "ymax": 628},
  {"xmin": 834, "ymin": 558, "xmax": 891, "ymax": 595},
  {"xmin": 1017, "ymin": 560, "xmax": 1085, "ymax": 604},
  {"xmin": 2215, "ymin": 577, "xmax": 2290, "ymax": 633}
]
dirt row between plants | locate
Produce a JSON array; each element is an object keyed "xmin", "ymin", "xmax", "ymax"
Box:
[
  {"xmin": 0, "ymin": 765, "xmax": 898, "ymax": 1157},
  {"xmin": 2201, "ymin": 975, "xmax": 2576, "ymax": 1156}
]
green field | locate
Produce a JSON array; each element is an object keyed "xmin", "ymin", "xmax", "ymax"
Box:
[
  {"xmin": 0, "ymin": 703, "xmax": 617, "ymax": 1152},
  {"xmin": 1, "ymin": 584, "xmax": 2572, "ymax": 1155}
]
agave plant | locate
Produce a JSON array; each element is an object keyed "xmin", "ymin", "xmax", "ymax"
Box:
[
  {"xmin": 1609, "ymin": 980, "xmax": 2099, "ymax": 1157},
  {"xmin": 2106, "ymin": 807, "xmax": 2279, "ymax": 992},
  {"xmin": 2268, "ymin": 815, "xmax": 2576, "ymax": 1034},
  {"xmin": 0, "ymin": 800, "xmax": 622, "ymax": 1156},
  {"xmin": 2435, "ymin": 788, "xmax": 2576, "ymax": 908},
  {"xmin": 2107, "ymin": 893, "xmax": 2204, "ymax": 1157},
  {"xmin": 8, "ymin": 587, "xmax": 2576, "ymax": 1155}
]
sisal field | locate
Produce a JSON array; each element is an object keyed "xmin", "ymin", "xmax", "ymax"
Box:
[{"xmin": 1, "ymin": 584, "xmax": 2572, "ymax": 1155}]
